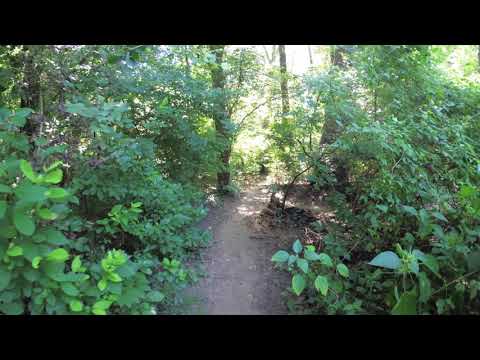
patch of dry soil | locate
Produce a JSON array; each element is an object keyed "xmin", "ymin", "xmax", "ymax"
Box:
[{"xmin": 186, "ymin": 180, "xmax": 289, "ymax": 315}]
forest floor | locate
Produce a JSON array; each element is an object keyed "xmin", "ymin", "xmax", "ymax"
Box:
[{"xmin": 183, "ymin": 175, "xmax": 331, "ymax": 315}]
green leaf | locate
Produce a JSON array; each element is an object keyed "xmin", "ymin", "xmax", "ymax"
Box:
[
  {"xmin": 92, "ymin": 300, "xmax": 112, "ymax": 315},
  {"xmin": 0, "ymin": 184, "xmax": 11, "ymax": 193},
  {"xmin": 314, "ymin": 275, "xmax": 329, "ymax": 296},
  {"xmin": 11, "ymin": 108, "xmax": 32, "ymax": 127},
  {"xmin": 98, "ymin": 278, "xmax": 107, "ymax": 291},
  {"xmin": 45, "ymin": 188, "xmax": 69, "ymax": 200},
  {"xmin": 19, "ymin": 160, "xmax": 37, "ymax": 182},
  {"xmin": 318, "ymin": 253, "xmax": 333, "ymax": 267},
  {"xmin": 32, "ymin": 256, "xmax": 42, "ymax": 269},
  {"xmin": 72, "ymin": 256, "xmax": 82, "ymax": 273},
  {"xmin": 418, "ymin": 272, "xmax": 432, "ymax": 303},
  {"xmin": 296, "ymin": 258, "xmax": 309, "ymax": 274},
  {"xmin": 421, "ymin": 254, "xmax": 440, "ymax": 277},
  {"xmin": 304, "ymin": 250, "xmax": 320, "ymax": 261},
  {"xmin": 292, "ymin": 239, "xmax": 303, "ymax": 254},
  {"xmin": 46, "ymin": 248, "xmax": 69, "ymax": 263},
  {"xmin": 44, "ymin": 169, "xmax": 63, "ymax": 184},
  {"xmin": 287, "ymin": 254, "xmax": 297, "ymax": 266},
  {"xmin": 44, "ymin": 229, "xmax": 68, "ymax": 245},
  {"xmin": 368, "ymin": 251, "xmax": 401, "ymax": 270},
  {"xmin": 13, "ymin": 210, "xmax": 35, "ymax": 236},
  {"xmin": 337, "ymin": 263, "xmax": 349, "ymax": 278},
  {"xmin": 0, "ymin": 302, "xmax": 24, "ymax": 315},
  {"xmin": 0, "ymin": 267, "xmax": 12, "ymax": 291},
  {"xmin": 147, "ymin": 291, "xmax": 165, "ymax": 302},
  {"xmin": 14, "ymin": 183, "xmax": 47, "ymax": 203},
  {"xmin": 37, "ymin": 208, "xmax": 58, "ymax": 220},
  {"xmin": 61, "ymin": 282, "xmax": 79, "ymax": 296},
  {"xmin": 44, "ymin": 161, "xmax": 63, "ymax": 173},
  {"xmin": 376, "ymin": 204, "xmax": 388, "ymax": 213},
  {"xmin": 271, "ymin": 250, "xmax": 289, "ymax": 263},
  {"xmin": 402, "ymin": 205, "xmax": 417, "ymax": 216},
  {"xmin": 432, "ymin": 212, "xmax": 448, "ymax": 222},
  {"xmin": 391, "ymin": 290, "xmax": 417, "ymax": 315},
  {"xmin": 292, "ymin": 274, "xmax": 306, "ymax": 296},
  {"xmin": 107, "ymin": 272, "xmax": 122, "ymax": 283},
  {"xmin": 7, "ymin": 245, "xmax": 23, "ymax": 257},
  {"xmin": 0, "ymin": 200, "xmax": 6, "ymax": 219},
  {"xmin": 69, "ymin": 299, "xmax": 83, "ymax": 312},
  {"xmin": 466, "ymin": 251, "xmax": 480, "ymax": 272}
]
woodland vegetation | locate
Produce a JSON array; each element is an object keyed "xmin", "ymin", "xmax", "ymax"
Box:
[{"xmin": 1, "ymin": 45, "xmax": 480, "ymax": 315}]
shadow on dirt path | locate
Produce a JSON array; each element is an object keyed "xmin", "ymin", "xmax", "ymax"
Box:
[{"xmin": 185, "ymin": 178, "xmax": 289, "ymax": 315}]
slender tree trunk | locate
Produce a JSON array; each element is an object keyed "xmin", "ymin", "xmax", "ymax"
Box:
[
  {"xmin": 320, "ymin": 45, "xmax": 348, "ymax": 191},
  {"xmin": 308, "ymin": 46, "xmax": 314, "ymax": 65},
  {"xmin": 20, "ymin": 45, "xmax": 43, "ymax": 157},
  {"xmin": 478, "ymin": 45, "xmax": 480, "ymax": 72},
  {"xmin": 208, "ymin": 45, "xmax": 231, "ymax": 193},
  {"xmin": 279, "ymin": 45, "xmax": 289, "ymax": 115}
]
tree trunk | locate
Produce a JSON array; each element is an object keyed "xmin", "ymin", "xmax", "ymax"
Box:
[
  {"xmin": 308, "ymin": 46, "xmax": 314, "ymax": 65},
  {"xmin": 279, "ymin": 45, "xmax": 289, "ymax": 115},
  {"xmin": 20, "ymin": 46, "xmax": 41, "ymax": 132},
  {"xmin": 478, "ymin": 45, "xmax": 480, "ymax": 72},
  {"xmin": 320, "ymin": 45, "xmax": 348, "ymax": 191},
  {"xmin": 208, "ymin": 45, "xmax": 231, "ymax": 193}
]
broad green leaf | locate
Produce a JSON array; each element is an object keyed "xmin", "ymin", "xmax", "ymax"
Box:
[
  {"xmin": 37, "ymin": 208, "xmax": 58, "ymax": 220},
  {"xmin": 98, "ymin": 278, "xmax": 107, "ymax": 291},
  {"xmin": 391, "ymin": 290, "xmax": 417, "ymax": 315},
  {"xmin": 466, "ymin": 251, "xmax": 480, "ymax": 272},
  {"xmin": 288, "ymin": 254, "xmax": 297, "ymax": 266},
  {"xmin": 368, "ymin": 251, "xmax": 401, "ymax": 270},
  {"xmin": 271, "ymin": 250, "xmax": 289, "ymax": 263},
  {"xmin": 46, "ymin": 248, "xmax": 69, "ymax": 263},
  {"xmin": 69, "ymin": 299, "xmax": 83, "ymax": 312},
  {"xmin": 13, "ymin": 211, "xmax": 35, "ymax": 236},
  {"xmin": 376, "ymin": 204, "xmax": 388, "ymax": 213},
  {"xmin": 318, "ymin": 253, "xmax": 333, "ymax": 267},
  {"xmin": 147, "ymin": 291, "xmax": 165, "ymax": 302},
  {"xmin": 296, "ymin": 258, "xmax": 309, "ymax": 274},
  {"xmin": 19, "ymin": 160, "xmax": 37, "ymax": 182},
  {"xmin": 45, "ymin": 229, "xmax": 68, "ymax": 245},
  {"xmin": 44, "ymin": 169, "xmax": 63, "ymax": 184},
  {"xmin": 92, "ymin": 300, "xmax": 112, "ymax": 315},
  {"xmin": 292, "ymin": 274, "xmax": 306, "ymax": 296},
  {"xmin": 107, "ymin": 272, "xmax": 122, "ymax": 282},
  {"xmin": 421, "ymin": 254, "xmax": 440, "ymax": 277},
  {"xmin": 0, "ymin": 267, "xmax": 11, "ymax": 291},
  {"xmin": 418, "ymin": 272, "xmax": 432, "ymax": 303},
  {"xmin": 292, "ymin": 239, "xmax": 303, "ymax": 254},
  {"xmin": 45, "ymin": 188, "xmax": 69, "ymax": 200},
  {"xmin": 432, "ymin": 212, "xmax": 448, "ymax": 222},
  {"xmin": 11, "ymin": 108, "xmax": 32, "ymax": 127},
  {"xmin": 72, "ymin": 256, "xmax": 82, "ymax": 272},
  {"xmin": 0, "ymin": 184, "xmax": 11, "ymax": 193},
  {"xmin": 0, "ymin": 200, "xmax": 6, "ymax": 219},
  {"xmin": 337, "ymin": 263, "xmax": 349, "ymax": 278},
  {"xmin": 314, "ymin": 275, "xmax": 329, "ymax": 296},
  {"xmin": 44, "ymin": 161, "xmax": 63, "ymax": 173},
  {"xmin": 402, "ymin": 205, "xmax": 417, "ymax": 216},
  {"xmin": 7, "ymin": 245, "xmax": 23, "ymax": 257},
  {"xmin": 304, "ymin": 250, "xmax": 320, "ymax": 261},
  {"xmin": 0, "ymin": 302, "xmax": 24, "ymax": 315},
  {"xmin": 14, "ymin": 183, "xmax": 47, "ymax": 203},
  {"xmin": 61, "ymin": 282, "xmax": 79, "ymax": 296},
  {"xmin": 32, "ymin": 256, "xmax": 42, "ymax": 269}
]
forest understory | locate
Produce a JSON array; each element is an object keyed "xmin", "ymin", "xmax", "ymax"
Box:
[{"xmin": 2, "ymin": 45, "xmax": 480, "ymax": 315}]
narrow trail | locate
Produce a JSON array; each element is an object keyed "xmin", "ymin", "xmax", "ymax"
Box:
[{"xmin": 186, "ymin": 178, "xmax": 289, "ymax": 315}]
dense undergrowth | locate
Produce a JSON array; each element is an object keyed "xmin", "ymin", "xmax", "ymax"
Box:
[
  {"xmin": 271, "ymin": 45, "xmax": 480, "ymax": 314},
  {"xmin": 2, "ymin": 44, "xmax": 480, "ymax": 315}
]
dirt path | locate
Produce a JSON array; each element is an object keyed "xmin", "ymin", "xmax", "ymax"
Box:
[{"xmin": 186, "ymin": 179, "xmax": 289, "ymax": 315}]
